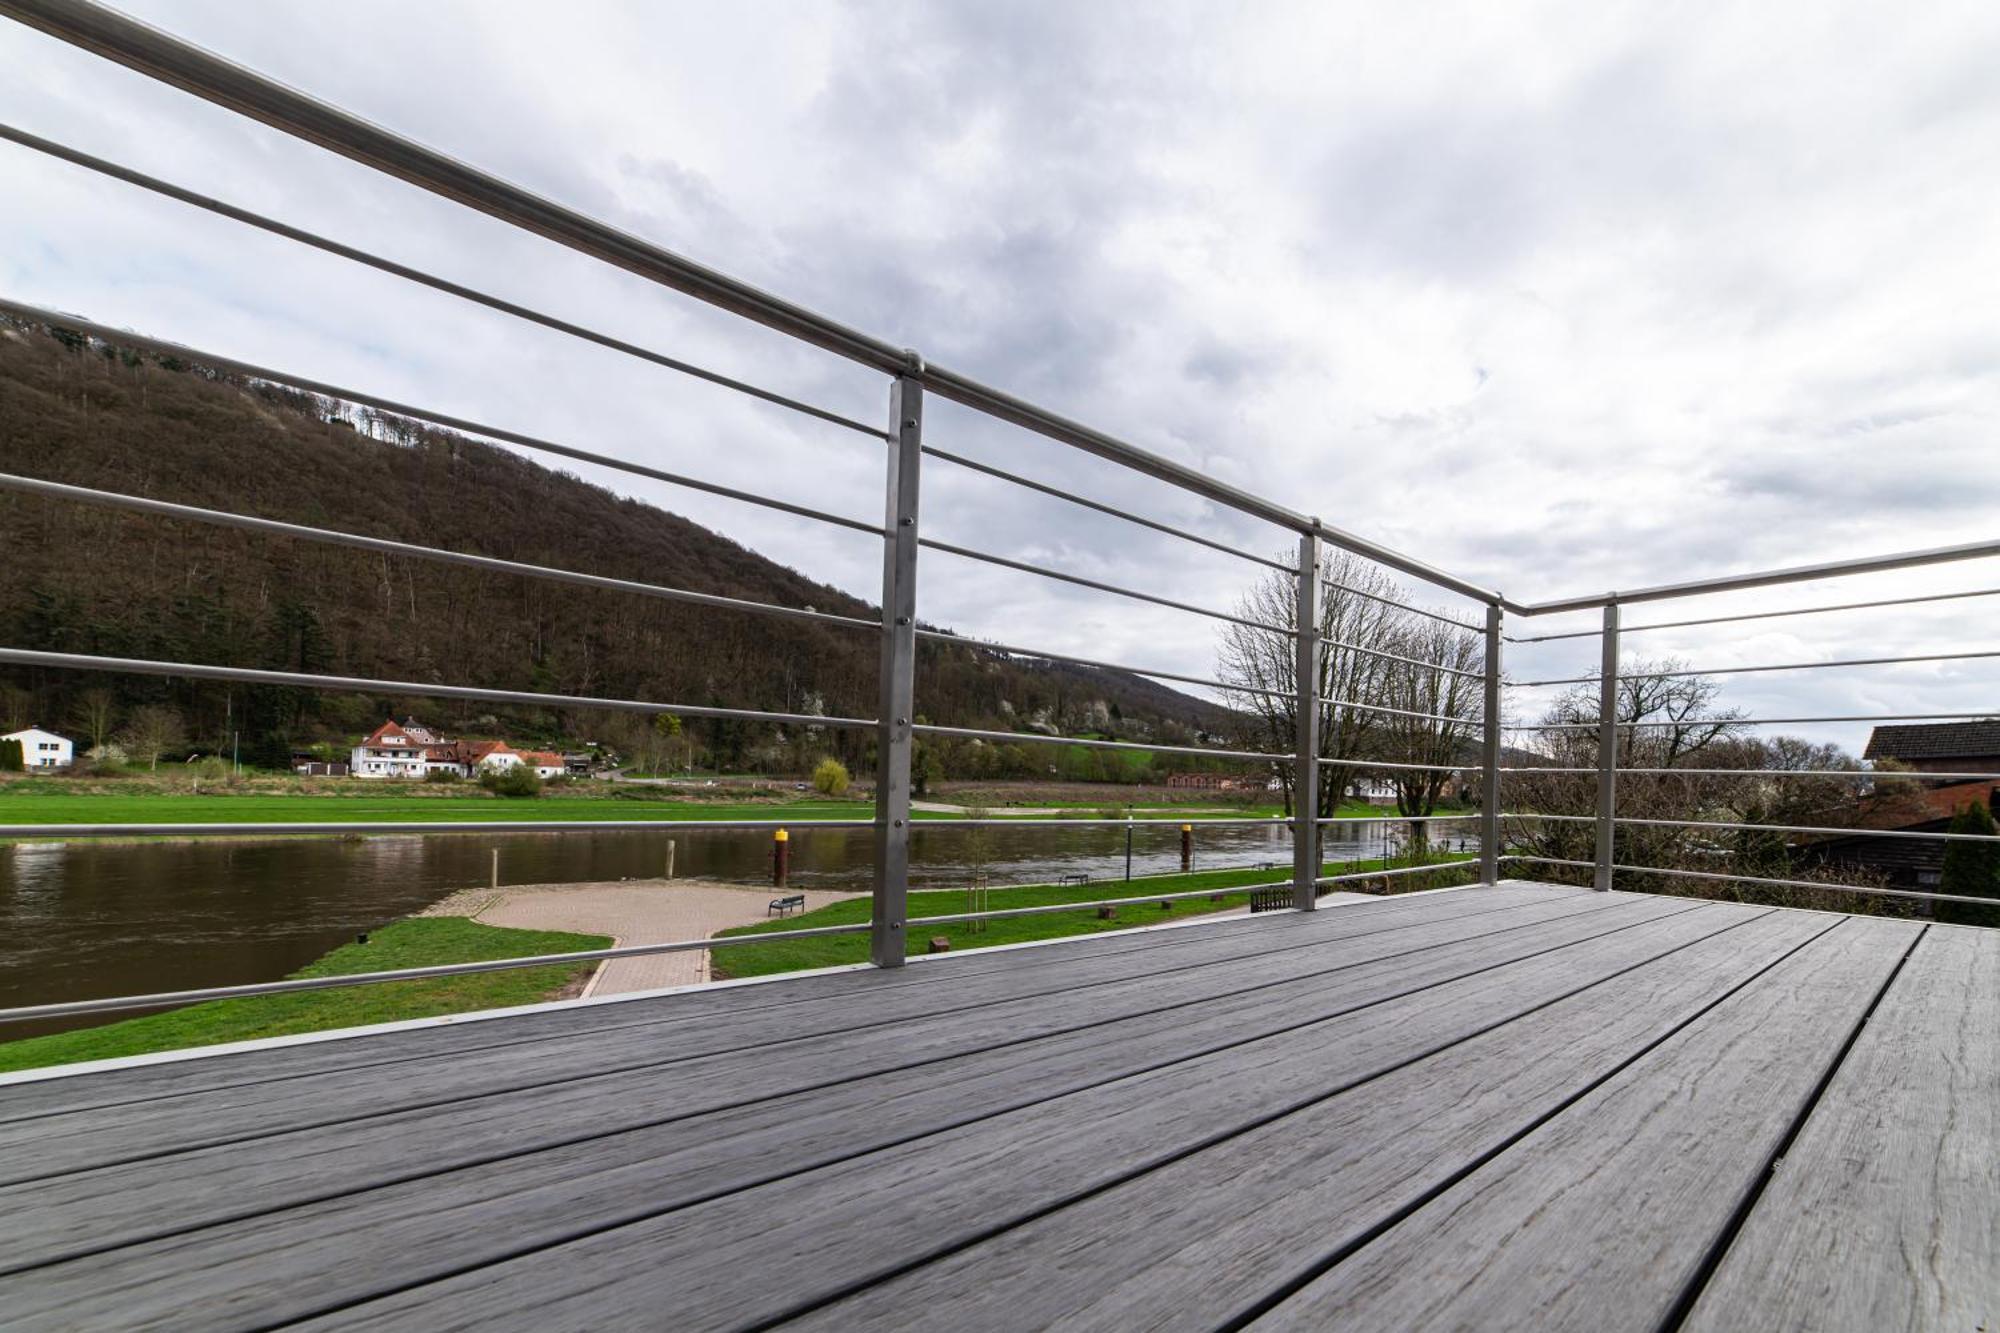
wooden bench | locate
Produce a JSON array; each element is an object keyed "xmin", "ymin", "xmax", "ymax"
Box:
[
  {"xmin": 1057, "ymin": 872, "xmax": 1091, "ymax": 886},
  {"xmin": 767, "ymin": 893, "xmax": 806, "ymax": 917},
  {"xmin": 1249, "ymin": 887, "xmax": 1293, "ymax": 913}
]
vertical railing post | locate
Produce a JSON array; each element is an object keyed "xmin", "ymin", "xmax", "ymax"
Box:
[
  {"xmin": 1479, "ymin": 603, "xmax": 1502, "ymax": 885},
  {"xmin": 871, "ymin": 364, "xmax": 923, "ymax": 966},
  {"xmin": 1592, "ymin": 600, "xmax": 1620, "ymax": 891},
  {"xmin": 1292, "ymin": 529, "xmax": 1322, "ymax": 910}
]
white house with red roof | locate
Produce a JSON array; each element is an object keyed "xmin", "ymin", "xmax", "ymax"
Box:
[
  {"xmin": 350, "ymin": 719, "xmax": 565, "ymax": 780},
  {"xmin": 349, "ymin": 720, "xmax": 431, "ymax": 779}
]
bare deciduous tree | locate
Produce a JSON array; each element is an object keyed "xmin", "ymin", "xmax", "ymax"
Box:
[{"xmin": 118, "ymin": 705, "xmax": 186, "ymax": 772}]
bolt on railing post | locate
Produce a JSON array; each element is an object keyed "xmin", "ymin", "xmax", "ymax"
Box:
[
  {"xmin": 1292, "ymin": 529, "xmax": 1322, "ymax": 910},
  {"xmin": 871, "ymin": 367, "xmax": 923, "ymax": 967},
  {"xmin": 1593, "ymin": 600, "xmax": 1620, "ymax": 891},
  {"xmin": 1479, "ymin": 603, "xmax": 1502, "ymax": 885}
]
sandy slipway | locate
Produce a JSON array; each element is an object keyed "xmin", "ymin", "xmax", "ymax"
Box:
[{"xmin": 421, "ymin": 880, "xmax": 863, "ymax": 994}]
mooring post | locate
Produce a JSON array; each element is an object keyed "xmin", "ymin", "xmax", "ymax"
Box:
[
  {"xmin": 1180, "ymin": 822, "xmax": 1193, "ymax": 872},
  {"xmin": 665, "ymin": 839, "xmax": 676, "ymax": 880},
  {"xmin": 871, "ymin": 365, "xmax": 923, "ymax": 967},
  {"xmin": 772, "ymin": 827, "xmax": 790, "ymax": 887},
  {"xmin": 489, "ymin": 847, "xmax": 498, "ymax": 892}
]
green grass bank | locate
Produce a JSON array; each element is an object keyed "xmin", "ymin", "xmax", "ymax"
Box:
[{"xmin": 0, "ymin": 917, "xmax": 610, "ymax": 1074}]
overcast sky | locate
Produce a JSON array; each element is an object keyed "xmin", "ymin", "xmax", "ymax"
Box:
[{"xmin": 3, "ymin": 1, "xmax": 1997, "ymax": 755}]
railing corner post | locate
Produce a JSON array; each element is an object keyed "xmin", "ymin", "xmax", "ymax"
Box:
[
  {"xmin": 1593, "ymin": 600, "xmax": 1621, "ymax": 891},
  {"xmin": 1292, "ymin": 530, "xmax": 1322, "ymax": 910},
  {"xmin": 1480, "ymin": 603, "xmax": 1503, "ymax": 885},
  {"xmin": 872, "ymin": 371, "xmax": 923, "ymax": 966}
]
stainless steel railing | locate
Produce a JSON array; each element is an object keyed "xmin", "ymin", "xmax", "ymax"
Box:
[
  {"xmin": 0, "ymin": 0, "xmax": 1501, "ymax": 1026},
  {"xmin": 1495, "ymin": 544, "xmax": 2000, "ymax": 910},
  {"xmin": 3, "ymin": 0, "xmax": 1989, "ymax": 1034}
]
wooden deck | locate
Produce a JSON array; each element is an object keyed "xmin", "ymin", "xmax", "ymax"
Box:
[{"xmin": 0, "ymin": 880, "xmax": 1991, "ymax": 1330}]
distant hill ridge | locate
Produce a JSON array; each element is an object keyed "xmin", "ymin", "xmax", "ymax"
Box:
[{"xmin": 0, "ymin": 316, "xmax": 1241, "ymax": 773}]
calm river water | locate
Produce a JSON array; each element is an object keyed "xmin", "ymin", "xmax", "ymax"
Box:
[{"xmin": 0, "ymin": 820, "xmax": 1469, "ymax": 1038}]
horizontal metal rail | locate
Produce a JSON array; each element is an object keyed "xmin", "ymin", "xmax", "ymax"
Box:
[
  {"xmin": 1515, "ymin": 535, "xmax": 2000, "ymax": 616},
  {"xmin": 1606, "ymin": 861, "xmax": 2000, "ymax": 909},
  {"xmin": 909, "ymin": 722, "xmax": 1290, "ymax": 764},
  {"xmin": 914, "ymin": 816, "xmax": 1289, "ymax": 826},
  {"xmin": 0, "ymin": 121, "xmax": 885, "ymax": 439},
  {"xmin": 1505, "ymin": 710, "xmax": 2000, "ymax": 731},
  {"xmin": 907, "ymin": 880, "xmax": 1287, "ymax": 927},
  {"xmin": 0, "ymin": 0, "xmax": 1514, "ymax": 609},
  {"xmin": 1506, "ymin": 583, "xmax": 2000, "ymax": 643},
  {"xmin": 1325, "ymin": 580, "xmax": 1483, "ymax": 632},
  {"xmin": 0, "ymin": 297, "xmax": 883, "ymax": 537},
  {"xmin": 1511, "ymin": 646, "xmax": 2000, "ymax": 688},
  {"xmin": 915, "ymin": 629, "xmax": 1290, "ymax": 700},
  {"xmin": 1508, "ymin": 812, "xmax": 2000, "ymax": 844},
  {"xmin": 1499, "ymin": 854, "xmax": 1598, "ymax": 872},
  {"xmin": 0, "ymin": 647, "xmax": 876, "ymax": 731},
  {"xmin": 1326, "ymin": 697, "xmax": 1483, "ymax": 726},
  {"xmin": 1315, "ymin": 859, "xmax": 1479, "ymax": 886},
  {"xmin": 1320, "ymin": 757, "xmax": 1469, "ymax": 773},
  {"xmin": 1327, "ymin": 637, "xmax": 1485, "ymax": 680},
  {"xmin": 0, "ymin": 472, "xmax": 879, "ymax": 632},
  {"xmin": 1316, "ymin": 813, "xmax": 1481, "ymax": 825},
  {"xmin": 0, "ymin": 817, "xmax": 877, "ymax": 839},
  {"xmin": 921, "ymin": 444, "xmax": 1287, "ymax": 572},
  {"xmin": 919, "ymin": 537, "xmax": 1288, "ymax": 633},
  {"xmin": 0, "ymin": 920, "xmax": 876, "ymax": 1024},
  {"xmin": 1499, "ymin": 764, "xmax": 2000, "ymax": 781}
]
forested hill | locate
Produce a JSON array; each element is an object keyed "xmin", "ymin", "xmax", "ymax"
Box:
[{"xmin": 0, "ymin": 317, "xmax": 1241, "ymax": 772}]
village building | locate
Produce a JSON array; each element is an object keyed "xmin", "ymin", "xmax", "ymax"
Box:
[
  {"xmin": 349, "ymin": 720, "xmax": 432, "ymax": 779},
  {"xmin": 1792, "ymin": 720, "xmax": 2000, "ymax": 894},
  {"xmin": 1861, "ymin": 719, "xmax": 2000, "ymax": 774},
  {"xmin": 349, "ymin": 720, "xmax": 559, "ymax": 780},
  {"xmin": 3, "ymin": 725, "xmax": 74, "ymax": 769}
]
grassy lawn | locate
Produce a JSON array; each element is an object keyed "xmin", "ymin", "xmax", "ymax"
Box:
[
  {"xmin": 713, "ymin": 852, "xmax": 1478, "ymax": 979},
  {"xmin": 0, "ymin": 917, "xmax": 609, "ymax": 1074}
]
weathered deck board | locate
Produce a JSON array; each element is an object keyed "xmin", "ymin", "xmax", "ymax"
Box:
[
  {"xmin": 0, "ymin": 883, "xmax": 1545, "ymax": 1123},
  {"xmin": 0, "ymin": 885, "xmax": 1538, "ymax": 1123},
  {"xmin": 1683, "ymin": 924, "xmax": 2000, "ymax": 1333},
  {"xmin": 0, "ymin": 883, "xmax": 1989, "ymax": 1332},
  {"xmin": 785, "ymin": 908, "xmax": 1831, "ymax": 1331},
  {"xmin": 272, "ymin": 904, "xmax": 1758, "ymax": 1331},
  {"xmin": 0, "ymin": 888, "xmax": 1608, "ymax": 1186},
  {"xmin": 0, "ymin": 892, "xmax": 1654, "ymax": 1277},
  {"xmin": 1247, "ymin": 916, "xmax": 1922, "ymax": 1332},
  {"xmin": 0, "ymin": 900, "xmax": 1704, "ymax": 1323}
]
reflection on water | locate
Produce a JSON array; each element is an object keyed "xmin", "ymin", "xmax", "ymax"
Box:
[{"xmin": 0, "ymin": 819, "xmax": 1472, "ymax": 1039}]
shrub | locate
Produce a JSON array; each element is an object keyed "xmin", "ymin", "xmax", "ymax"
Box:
[
  {"xmin": 811, "ymin": 757, "xmax": 851, "ymax": 797},
  {"xmin": 479, "ymin": 764, "xmax": 542, "ymax": 798},
  {"xmin": 423, "ymin": 767, "xmax": 461, "ymax": 784},
  {"xmin": 1937, "ymin": 798, "xmax": 2000, "ymax": 928},
  {"xmin": 0, "ymin": 739, "xmax": 21, "ymax": 772},
  {"xmin": 192, "ymin": 756, "xmax": 229, "ymax": 781}
]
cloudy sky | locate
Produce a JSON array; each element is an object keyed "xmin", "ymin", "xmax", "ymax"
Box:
[{"xmin": 3, "ymin": 0, "xmax": 1997, "ymax": 755}]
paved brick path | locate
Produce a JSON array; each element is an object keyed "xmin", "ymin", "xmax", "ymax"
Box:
[{"xmin": 466, "ymin": 880, "xmax": 860, "ymax": 995}]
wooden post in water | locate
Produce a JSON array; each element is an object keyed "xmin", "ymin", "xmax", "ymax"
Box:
[
  {"xmin": 665, "ymin": 840, "xmax": 677, "ymax": 880},
  {"xmin": 772, "ymin": 828, "xmax": 790, "ymax": 887},
  {"xmin": 490, "ymin": 847, "xmax": 499, "ymax": 892},
  {"xmin": 1180, "ymin": 823, "xmax": 1193, "ymax": 872}
]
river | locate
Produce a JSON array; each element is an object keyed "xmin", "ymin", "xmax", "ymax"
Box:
[{"xmin": 0, "ymin": 819, "xmax": 1472, "ymax": 1039}]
